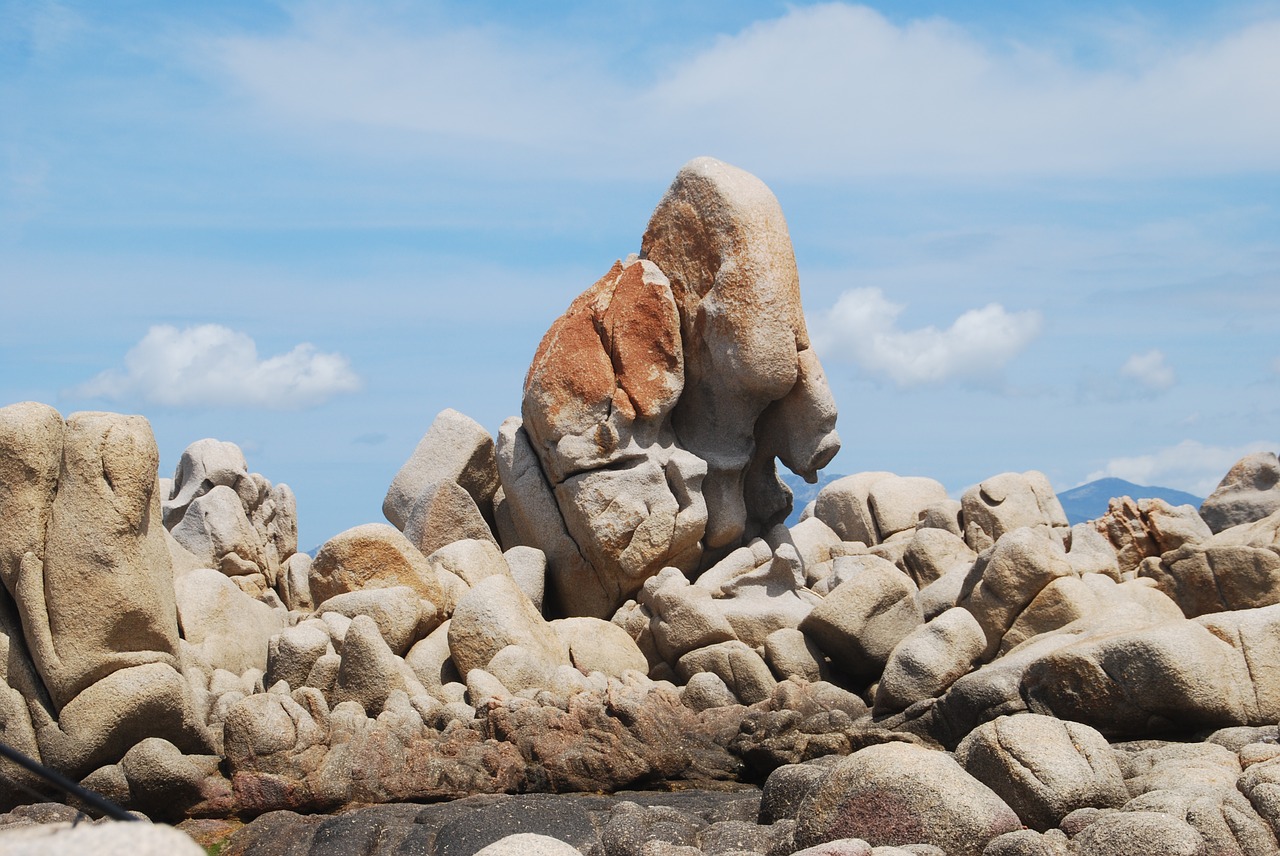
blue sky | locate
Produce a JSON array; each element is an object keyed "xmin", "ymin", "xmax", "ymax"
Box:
[{"xmin": 3, "ymin": 0, "xmax": 1278, "ymax": 549}]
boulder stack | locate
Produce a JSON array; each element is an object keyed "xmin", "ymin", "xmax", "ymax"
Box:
[{"xmin": 3, "ymin": 160, "xmax": 1280, "ymax": 856}]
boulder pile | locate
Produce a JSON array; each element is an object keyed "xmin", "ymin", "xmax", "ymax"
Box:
[{"xmin": 3, "ymin": 159, "xmax": 1280, "ymax": 856}]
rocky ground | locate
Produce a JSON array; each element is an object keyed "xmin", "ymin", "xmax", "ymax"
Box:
[{"xmin": 3, "ymin": 158, "xmax": 1280, "ymax": 855}]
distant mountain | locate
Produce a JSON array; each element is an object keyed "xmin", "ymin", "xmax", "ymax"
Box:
[
  {"xmin": 1057, "ymin": 477, "xmax": 1204, "ymax": 526},
  {"xmin": 780, "ymin": 471, "xmax": 846, "ymax": 526}
]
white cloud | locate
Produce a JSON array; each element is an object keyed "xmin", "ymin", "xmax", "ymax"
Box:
[
  {"xmin": 203, "ymin": 3, "xmax": 1280, "ymax": 178},
  {"xmin": 1120, "ymin": 349, "xmax": 1175, "ymax": 390},
  {"xmin": 807, "ymin": 287, "xmax": 1041, "ymax": 387},
  {"xmin": 1085, "ymin": 439, "xmax": 1278, "ymax": 496},
  {"xmin": 73, "ymin": 324, "xmax": 362, "ymax": 409}
]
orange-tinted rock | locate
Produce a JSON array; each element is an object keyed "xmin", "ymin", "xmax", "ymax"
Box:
[
  {"xmin": 523, "ymin": 257, "xmax": 683, "ymax": 482},
  {"xmin": 642, "ymin": 157, "xmax": 839, "ymax": 549}
]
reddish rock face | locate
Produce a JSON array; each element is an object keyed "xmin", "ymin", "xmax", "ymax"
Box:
[
  {"xmin": 523, "ymin": 258, "xmax": 684, "ymax": 483},
  {"xmin": 510, "ymin": 158, "xmax": 841, "ymax": 617}
]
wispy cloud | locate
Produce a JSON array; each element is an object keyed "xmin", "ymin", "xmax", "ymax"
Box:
[
  {"xmin": 72, "ymin": 324, "xmax": 362, "ymax": 409},
  {"xmin": 807, "ymin": 287, "xmax": 1041, "ymax": 387},
  {"xmin": 1120, "ymin": 349, "xmax": 1175, "ymax": 391},
  {"xmin": 1085, "ymin": 439, "xmax": 1278, "ymax": 496},
  {"xmin": 202, "ymin": 2, "xmax": 1280, "ymax": 179}
]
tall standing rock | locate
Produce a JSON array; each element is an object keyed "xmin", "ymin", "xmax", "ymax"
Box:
[
  {"xmin": 31, "ymin": 412, "xmax": 182, "ymax": 707},
  {"xmin": 163, "ymin": 438, "xmax": 298, "ymax": 589},
  {"xmin": 520, "ymin": 257, "xmax": 708, "ymax": 615},
  {"xmin": 0, "ymin": 405, "xmax": 211, "ymax": 776},
  {"xmin": 641, "ymin": 156, "xmax": 840, "ymax": 550}
]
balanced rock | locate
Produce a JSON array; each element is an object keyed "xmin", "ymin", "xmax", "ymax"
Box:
[
  {"xmin": 642, "ymin": 157, "xmax": 840, "ymax": 549},
  {"xmin": 1200, "ymin": 451, "xmax": 1280, "ymax": 534},
  {"xmin": 383, "ymin": 407, "xmax": 499, "ymax": 533},
  {"xmin": 512, "ymin": 158, "xmax": 841, "ymax": 617}
]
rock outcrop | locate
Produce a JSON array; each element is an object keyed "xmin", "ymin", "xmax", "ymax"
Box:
[
  {"xmin": 6, "ymin": 163, "xmax": 1280, "ymax": 856},
  {"xmin": 163, "ymin": 438, "xmax": 298, "ymax": 597},
  {"xmin": 509, "ymin": 157, "xmax": 840, "ymax": 617}
]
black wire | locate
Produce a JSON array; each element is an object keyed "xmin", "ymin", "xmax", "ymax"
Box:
[{"xmin": 0, "ymin": 739, "xmax": 137, "ymax": 822}]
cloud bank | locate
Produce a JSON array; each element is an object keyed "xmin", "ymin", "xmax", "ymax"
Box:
[
  {"xmin": 807, "ymin": 287, "xmax": 1041, "ymax": 387},
  {"xmin": 73, "ymin": 324, "xmax": 362, "ymax": 409},
  {"xmin": 1120, "ymin": 349, "xmax": 1175, "ymax": 391},
  {"xmin": 1086, "ymin": 439, "xmax": 1278, "ymax": 497},
  {"xmin": 207, "ymin": 3, "xmax": 1280, "ymax": 178}
]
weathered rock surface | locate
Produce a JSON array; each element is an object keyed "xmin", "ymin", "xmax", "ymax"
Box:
[
  {"xmin": 961, "ymin": 471, "xmax": 1067, "ymax": 553},
  {"xmin": 309, "ymin": 523, "xmax": 452, "ymax": 609},
  {"xmin": 0, "ymin": 405, "xmax": 212, "ymax": 779},
  {"xmin": 1200, "ymin": 451, "xmax": 1280, "ymax": 534},
  {"xmin": 642, "ymin": 157, "xmax": 840, "ymax": 549},
  {"xmin": 792, "ymin": 742, "xmax": 1021, "ymax": 856},
  {"xmin": 10, "ymin": 160, "xmax": 1280, "ymax": 854},
  {"xmin": 384, "ymin": 408, "xmax": 499, "ymax": 535},
  {"xmin": 164, "ymin": 438, "xmax": 298, "ymax": 589},
  {"xmin": 511, "ymin": 159, "xmax": 840, "ymax": 618},
  {"xmin": 954, "ymin": 714, "xmax": 1127, "ymax": 831}
]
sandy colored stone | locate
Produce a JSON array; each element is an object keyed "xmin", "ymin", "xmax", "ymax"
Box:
[
  {"xmin": 1201, "ymin": 451, "xmax": 1280, "ymax": 534},
  {"xmin": 1071, "ymin": 811, "xmax": 1204, "ymax": 856},
  {"xmin": 504, "ymin": 545, "xmax": 546, "ymax": 610},
  {"xmin": 404, "ymin": 620, "xmax": 459, "ymax": 696},
  {"xmin": 813, "ymin": 472, "xmax": 896, "ymax": 545},
  {"xmin": 403, "ymin": 479, "xmax": 497, "ymax": 556},
  {"xmin": 383, "ymin": 407, "xmax": 499, "ymax": 532},
  {"xmin": 20, "ymin": 412, "xmax": 181, "ymax": 712},
  {"xmin": 175, "ymin": 567, "xmax": 287, "ymax": 675},
  {"xmin": 961, "ymin": 471, "xmax": 1068, "ymax": 553},
  {"xmin": 957, "ymin": 528, "xmax": 1075, "ymax": 660},
  {"xmin": 331, "ymin": 614, "xmax": 411, "ymax": 714},
  {"xmin": 901, "ymin": 527, "xmax": 976, "ymax": 588},
  {"xmin": 642, "ymin": 567, "xmax": 737, "ymax": 662},
  {"xmin": 0, "ymin": 817, "xmax": 206, "ymax": 855},
  {"xmin": 1021, "ymin": 619, "xmax": 1258, "ymax": 737},
  {"xmin": 309, "ymin": 523, "xmax": 448, "ymax": 608},
  {"xmin": 642, "ymin": 157, "xmax": 840, "ymax": 549},
  {"xmin": 867, "ymin": 477, "xmax": 948, "ymax": 541},
  {"xmin": 874, "ymin": 606, "xmax": 984, "ymax": 715},
  {"xmin": 448, "ymin": 574, "xmax": 569, "ymax": 677},
  {"xmin": 800, "ymin": 557, "xmax": 922, "ymax": 680},
  {"xmin": 494, "ymin": 417, "xmax": 602, "ymax": 617},
  {"xmin": 552, "ymin": 616, "xmax": 648, "ymax": 677},
  {"xmin": 38, "ymin": 661, "xmax": 213, "ymax": 778},
  {"xmin": 473, "ymin": 832, "xmax": 585, "ymax": 856},
  {"xmin": 316, "ymin": 586, "xmax": 433, "ymax": 656},
  {"xmin": 523, "ymin": 258, "xmax": 684, "ymax": 483},
  {"xmin": 764, "ymin": 627, "xmax": 831, "ymax": 683},
  {"xmin": 955, "ymin": 714, "xmax": 1128, "ymax": 831},
  {"xmin": 677, "ymin": 640, "xmax": 776, "ymax": 704},
  {"xmin": 793, "ymin": 742, "xmax": 1020, "ymax": 856},
  {"xmin": 265, "ymin": 621, "xmax": 331, "ymax": 691}
]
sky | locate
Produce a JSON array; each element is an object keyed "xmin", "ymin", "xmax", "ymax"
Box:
[{"xmin": 2, "ymin": 0, "xmax": 1279, "ymax": 550}]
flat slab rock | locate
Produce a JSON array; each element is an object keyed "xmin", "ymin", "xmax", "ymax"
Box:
[{"xmin": 207, "ymin": 789, "xmax": 761, "ymax": 856}]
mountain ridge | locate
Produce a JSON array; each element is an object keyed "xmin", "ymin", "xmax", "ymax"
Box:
[{"xmin": 780, "ymin": 472, "xmax": 1204, "ymax": 528}]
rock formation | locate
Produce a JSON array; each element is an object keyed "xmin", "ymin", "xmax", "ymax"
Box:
[
  {"xmin": 509, "ymin": 157, "xmax": 841, "ymax": 617},
  {"xmin": 4, "ymin": 160, "xmax": 1280, "ymax": 856}
]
